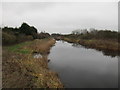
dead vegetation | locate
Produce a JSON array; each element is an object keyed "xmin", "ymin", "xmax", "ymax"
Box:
[
  {"xmin": 2, "ymin": 38, "xmax": 64, "ymax": 88},
  {"xmin": 62, "ymin": 37, "xmax": 119, "ymax": 53}
]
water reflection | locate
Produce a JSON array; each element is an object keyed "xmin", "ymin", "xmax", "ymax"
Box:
[
  {"xmin": 48, "ymin": 41, "xmax": 118, "ymax": 88},
  {"xmin": 72, "ymin": 43, "xmax": 119, "ymax": 58}
]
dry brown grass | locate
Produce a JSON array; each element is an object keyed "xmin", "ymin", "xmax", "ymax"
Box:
[
  {"xmin": 79, "ymin": 39, "xmax": 119, "ymax": 52},
  {"xmin": 25, "ymin": 38, "xmax": 56, "ymax": 54},
  {"xmin": 62, "ymin": 37, "xmax": 119, "ymax": 52},
  {"xmin": 62, "ymin": 38, "xmax": 78, "ymax": 43},
  {"xmin": 2, "ymin": 38, "xmax": 63, "ymax": 88}
]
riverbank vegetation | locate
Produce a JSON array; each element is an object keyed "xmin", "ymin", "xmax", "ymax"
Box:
[
  {"xmin": 52, "ymin": 29, "xmax": 120, "ymax": 56},
  {"xmin": 2, "ymin": 22, "xmax": 51, "ymax": 45},
  {"xmin": 2, "ymin": 22, "xmax": 119, "ymax": 88},
  {"xmin": 2, "ymin": 23, "xmax": 63, "ymax": 88}
]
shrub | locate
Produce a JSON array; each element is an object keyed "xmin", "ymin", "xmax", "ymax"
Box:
[
  {"xmin": 16, "ymin": 34, "xmax": 33, "ymax": 43},
  {"xmin": 2, "ymin": 32, "xmax": 16, "ymax": 45}
]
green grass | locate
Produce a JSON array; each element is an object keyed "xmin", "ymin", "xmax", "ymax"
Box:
[{"xmin": 6, "ymin": 41, "xmax": 32, "ymax": 54}]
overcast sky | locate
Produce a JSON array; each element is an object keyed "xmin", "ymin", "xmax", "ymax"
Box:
[{"xmin": 2, "ymin": 2, "xmax": 118, "ymax": 34}]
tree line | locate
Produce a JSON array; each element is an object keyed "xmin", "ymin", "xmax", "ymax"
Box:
[
  {"xmin": 2, "ymin": 23, "xmax": 50, "ymax": 45},
  {"xmin": 52, "ymin": 28, "xmax": 119, "ymax": 41}
]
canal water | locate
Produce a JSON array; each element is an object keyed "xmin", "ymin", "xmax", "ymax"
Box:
[{"xmin": 48, "ymin": 41, "xmax": 118, "ymax": 88}]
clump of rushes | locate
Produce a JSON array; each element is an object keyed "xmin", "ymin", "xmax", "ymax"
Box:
[{"xmin": 2, "ymin": 38, "xmax": 64, "ymax": 88}]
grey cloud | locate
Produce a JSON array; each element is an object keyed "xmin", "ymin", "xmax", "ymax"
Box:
[{"xmin": 2, "ymin": 2, "xmax": 118, "ymax": 33}]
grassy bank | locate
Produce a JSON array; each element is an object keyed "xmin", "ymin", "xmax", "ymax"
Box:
[
  {"xmin": 52, "ymin": 29, "xmax": 119, "ymax": 55},
  {"xmin": 2, "ymin": 38, "xmax": 63, "ymax": 88},
  {"xmin": 62, "ymin": 37, "xmax": 119, "ymax": 54}
]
